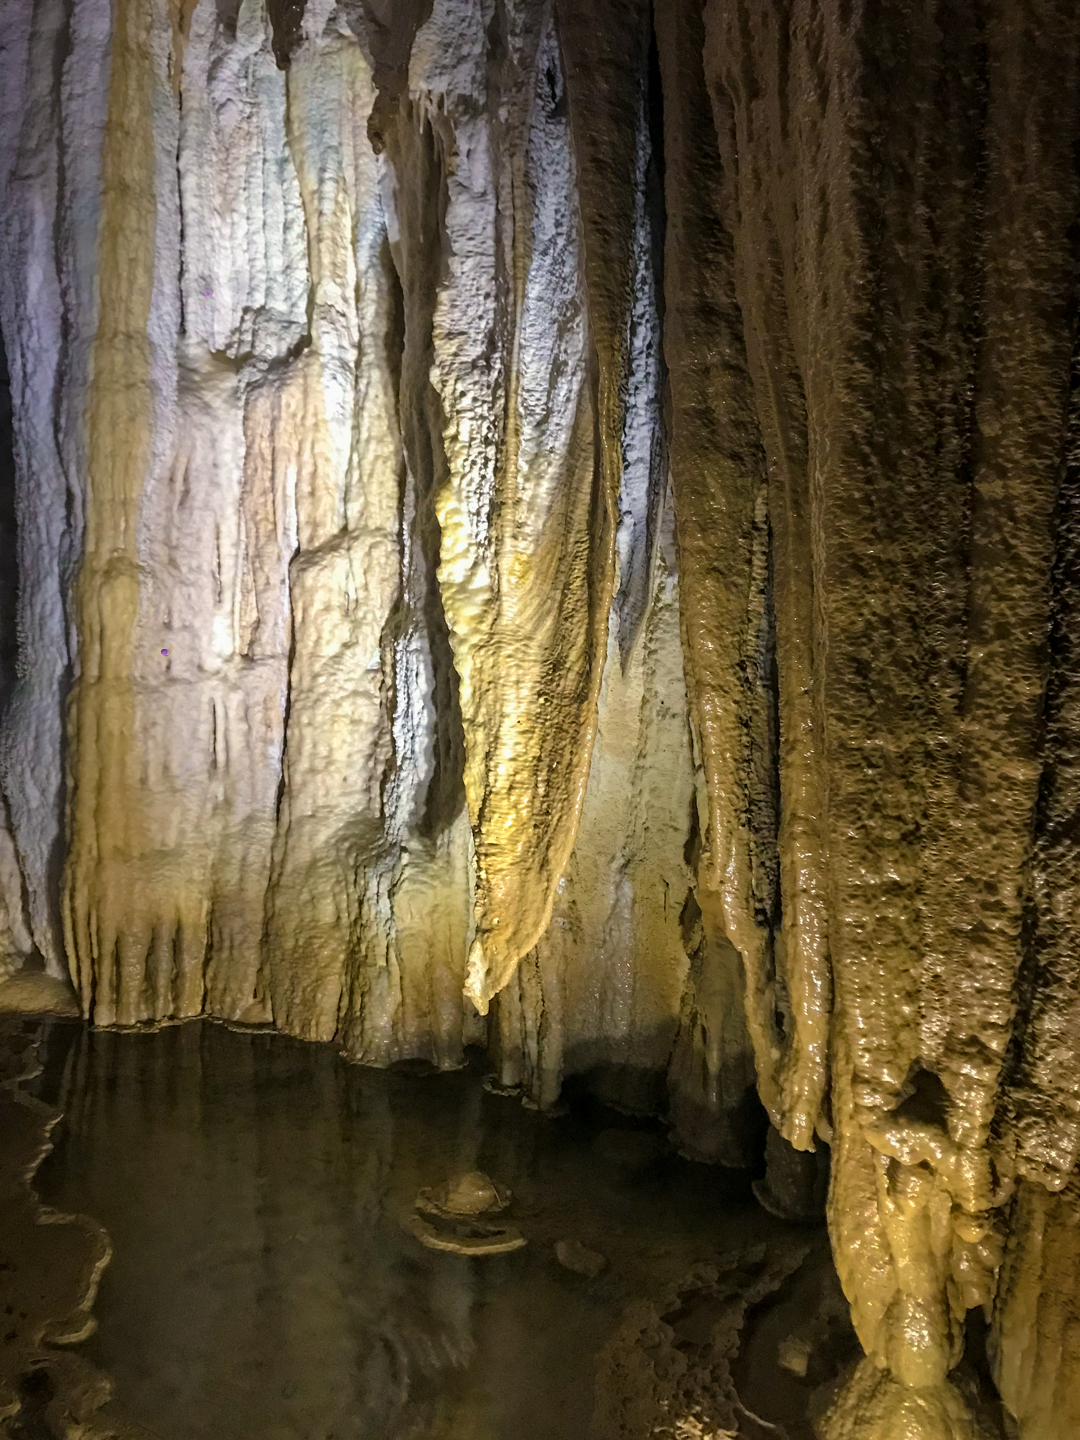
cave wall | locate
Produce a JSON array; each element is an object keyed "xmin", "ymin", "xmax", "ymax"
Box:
[
  {"xmin": 2, "ymin": 0, "xmax": 1080, "ymax": 1435},
  {"xmin": 671, "ymin": 0, "xmax": 1080, "ymax": 1432},
  {"xmin": 0, "ymin": 0, "xmax": 741, "ymax": 1135}
]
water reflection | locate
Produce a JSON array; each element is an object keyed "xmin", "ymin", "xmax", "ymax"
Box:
[{"xmin": 30, "ymin": 1021, "xmax": 788, "ymax": 1440}]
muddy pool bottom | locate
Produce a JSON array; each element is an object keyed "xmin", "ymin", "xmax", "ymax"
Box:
[{"xmin": 11, "ymin": 1017, "xmax": 854, "ymax": 1439}]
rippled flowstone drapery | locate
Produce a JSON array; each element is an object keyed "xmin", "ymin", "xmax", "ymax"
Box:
[
  {"xmin": 663, "ymin": 0, "xmax": 1080, "ymax": 1435},
  {"xmin": 0, "ymin": 0, "xmax": 743, "ymax": 1139},
  {"xmin": 2, "ymin": 1, "xmax": 1080, "ymax": 1437}
]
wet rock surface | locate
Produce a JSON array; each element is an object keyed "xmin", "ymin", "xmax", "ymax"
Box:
[
  {"xmin": 407, "ymin": 1169, "xmax": 527, "ymax": 1256},
  {"xmin": 0, "ymin": 2, "xmax": 1078, "ymax": 1435},
  {"xmin": 751, "ymin": 1128, "xmax": 828, "ymax": 1227},
  {"xmin": 555, "ymin": 1239, "xmax": 608, "ymax": 1279}
]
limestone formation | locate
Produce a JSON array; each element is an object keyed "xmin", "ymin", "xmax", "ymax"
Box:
[
  {"xmin": 406, "ymin": 1167, "xmax": 526, "ymax": 1255},
  {"xmin": 1, "ymin": 0, "xmax": 1080, "ymax": 1435},
  {"xmin": 593, "ymin": 1242, "xmax": 812, "ymax": 1440},
  {"xmin": 0, "ymin": 0, "xmax": 716, "ymax": 1112},
  {"xmin": 416, "ymin": 1169, "xmax": 511, "ymax": 1219},
  {"xmin": 684, "ymin": 1, "xmax": 1080, "ymax": 1431}
]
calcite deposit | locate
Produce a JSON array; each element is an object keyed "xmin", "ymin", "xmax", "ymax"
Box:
[
  {"xmin": 1, "ymin": 0, "xmax": 1079, "ymax": 1434},
  {"xmin": 0, "ymin": 0, "xmax": 713, "ymax": 1109},
  {"xmin": 406, "ymin": 1168, "xmax": 526, "ymax": 1254}
]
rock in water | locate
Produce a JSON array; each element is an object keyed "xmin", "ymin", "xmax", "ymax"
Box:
[
  {"xmin": 406, "ymin": 1170, "xmax": 525, "ymax": 1257},
  {"xmin": 555, "ymin": 1239, "xmax": 607, "ymax": 1278}
]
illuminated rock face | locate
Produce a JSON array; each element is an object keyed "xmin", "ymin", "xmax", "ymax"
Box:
[
  {"xmin": 1, "ymin": 0, "xmax": 1079, "ymax": 1434},
  {"xmin": 0, "ymin": 0, "xmax": 727, "ymax": 1115}
]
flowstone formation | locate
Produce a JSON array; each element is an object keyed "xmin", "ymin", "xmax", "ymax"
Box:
[
  {"xmin": 0, "ymin": 0, "xmax": 1079, "ymax": 1436},
  {"xmin": 0, "ymin": 0, "xmax": 716, "ymax": 1128},
  {"xmin": 657, "ymin": 0, "xmax": 1080, "ymax": 1432}
]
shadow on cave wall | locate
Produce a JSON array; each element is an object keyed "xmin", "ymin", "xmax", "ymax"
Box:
[{"xmin": 0, "ymin": 325, "xmax": 19, "ymax": 716}]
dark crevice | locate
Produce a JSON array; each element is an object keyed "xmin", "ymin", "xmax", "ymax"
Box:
[
  {"xmin": 266, "ymin": 0, "xmax": 307, "ymax": 69},
  {"xmin": 998, "ymin": 890, "xmax": 1045, "ymax": 1120},
  {"xmin": 0, "ymin": 324, "xmax": 39, "ymax": 971},
  {"xmin": 374, "ymin": 239, "xmax": 409, "ymax": 827},
  {"xmin": 45, "ymin": 0, "xmax": 80, "ymax": 974},
  {"xmin": 381, "ymin": 115, "xmax": 466, "ymax": 840},
  {"xmin": 215, "ymin": 0, "xmax": 243, "ymax": 38},
  {"xmin": 958, "ymin": 1308, "xmax": 1013, "ymax": 1438},
  {"xmin": 354, "ymin": 0, "xmax": 435, "ymax": 152},
  {"xmin": 7, "ymin": 1365, "xmax": 55, "ymax": 1440},
  {"xmin": 731, "ymin": 1244, "xmax": 858, "ymax": 1440},
  {"xmin": 0, "ymin": 326, "xmax": 19, "ymax": 714},
  {"xmin": 748, "ymin": 511, "xmax": 785, "ymax": 1042},
  {"xmin": 893, "ymin": 1063, "xmax": 951, "ymax": 1129},
  {"xmin": 176, "ymin": 85, "xmax": 186, "ymax": 338},
  {"xmin": 616, "ymin": 17, "xmax": 668, "ymax": 670},
  {"xmin": 417, "ymin": 450, "xmax": 467, "ymax": 838}
]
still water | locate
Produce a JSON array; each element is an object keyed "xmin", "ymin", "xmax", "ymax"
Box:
[{"xmin": 28, "ymin": 1019, "xmax": 813, "ymax": 1440}]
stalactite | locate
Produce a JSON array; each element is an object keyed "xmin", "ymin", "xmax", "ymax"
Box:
[
  {"xmin": 407, "ymin": 0, "xmax": 613, "ymax": 1020},
  {"xmin": 653, "ymin": 0, "xmax": 776, "ymax": 1165},
  {"xmin": 483, "ymin": 0, "xmax": 718, "ymax": 1122}
]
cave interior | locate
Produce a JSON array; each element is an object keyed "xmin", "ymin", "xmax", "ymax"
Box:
[{"xmin": 1, "ymin": 0, "xmax": 1079, "ymax": 1437}]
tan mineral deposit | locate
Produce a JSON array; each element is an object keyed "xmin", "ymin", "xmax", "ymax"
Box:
[{"xmin": 0, "ymin": 0, "xmax": 1077, "ymax": 1436}]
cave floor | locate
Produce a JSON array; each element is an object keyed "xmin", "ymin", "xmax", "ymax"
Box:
[{"xmin": 2, "ymin": 1016, "xmax": 845, "ymax": 1440}]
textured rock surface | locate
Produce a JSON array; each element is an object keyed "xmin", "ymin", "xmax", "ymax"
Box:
[
  {"xmin": 0, "ymin": 0, "xmax": 715, "ymax": 1120},
  {"xmin": 1, "ymin": 0, "xmax": 1080, "ymax": 1435},
  {"xmin": 689, "ymin": 0, "xmax": 1080, "ymax": 1431},
  {"xmin": 991, "ymin": 1178, "xmax": 1080, "ymax": 1440},
  {"xmin": 593, "ymin": 1240, "xmax": 811, "ymax": 1440}
]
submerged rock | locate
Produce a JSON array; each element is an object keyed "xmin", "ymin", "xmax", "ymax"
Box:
[
  {"xmin": 555, "ymin": 1238, "xmax": 607, "ymax": 1278},
  {"xmin": 406, "ymin": 1170, "xmax": 525, "ymax": 1257},
  {"xmin": 415, "ymin": 1169, "xmax": 511, "ymax": 1219}
]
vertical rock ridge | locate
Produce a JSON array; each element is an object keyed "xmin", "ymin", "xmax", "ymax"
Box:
[
  {"xmin": 403, "ymin": 0, "xmax": 616, "ymax": 1019},
  {"xmin": 0, "ymin": 0, "xmax": 105, "ymax": 981},
  {"xmin": 1015, "ymin": 322, "xmax": 1080, "ymax": 1187},
  {"xmin": 64, "ymin": 0, "xmax": 163, "ymax": 1022},
  {"xmin": 654, "ymin": 0, "xmax": 775, "ymax": 1162},
  {"xmin": 696, "ymin": 0, "xmax": 1080, "ymax": 1430},
  {"xmin": 260, "ymin": 22, "xmax": 401, "ymax": 1041},
  {"xmin": 339, "ymin": 79, "xmax": 476, "ymax": 1071},
  {"xmin": 704, "ymin": 0, "xmax": 831, "ymax": 1155},
  {"xmin": 992, "ymin": 1177, "xmax": 1080, "ymax": 1440}
]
